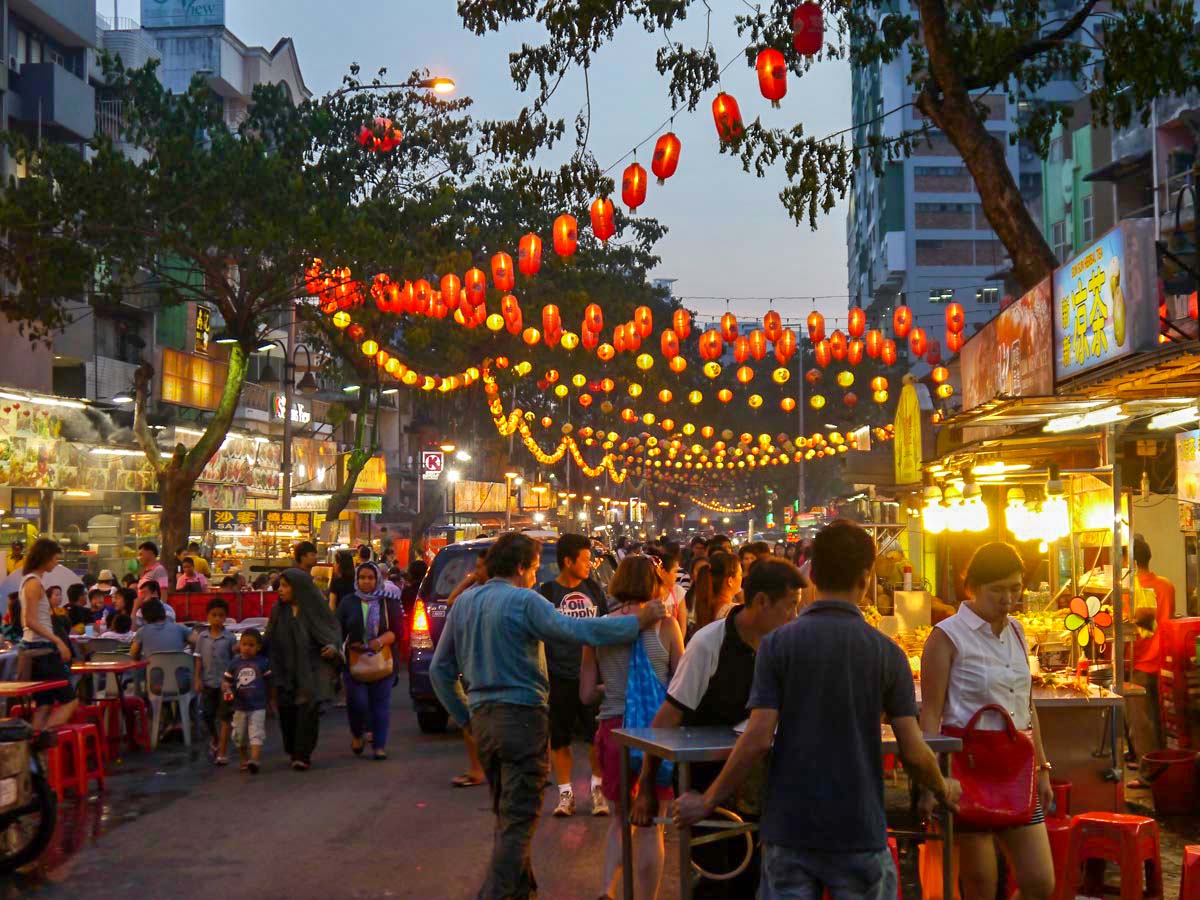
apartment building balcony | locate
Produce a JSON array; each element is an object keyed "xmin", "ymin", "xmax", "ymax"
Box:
[
  {"xmin": 10, "ymin": 61, "xmax": 95, "ymax": 141},
  {"xmin": 871, "ymin": 231, "xmax": 907, "ymax": 296},
  {"xmin": 11, "ymin": 0, "xmax": 96, "ymax": 49}
]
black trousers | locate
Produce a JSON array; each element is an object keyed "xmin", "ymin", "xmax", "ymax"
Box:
[
  {"xmin": 278, "ymin": 701, "xmax": 320, "ymax": 764},
  {"xmin": 472, "ymin": 702, "xmax": 550, "ymax": 900}
]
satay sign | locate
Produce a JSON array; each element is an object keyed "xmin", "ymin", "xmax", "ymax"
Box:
[{"xmin": 1053, "ymin": 219, "xmax": 1158, "ymax": 384}]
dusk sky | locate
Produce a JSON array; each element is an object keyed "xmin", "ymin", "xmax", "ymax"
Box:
[{"xmin": 172, "ymin": 1, "xmax": 854, "ymax": 325}]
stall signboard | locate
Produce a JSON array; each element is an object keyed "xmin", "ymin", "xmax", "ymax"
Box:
[
  {"xmin": 1053, "ymin": 219, "xmax": 1159, "ymax": 384},
  {"xmin": 141, "ymin": 0, "xmax": 225, "ymax": 28},
  {"xmin": 261, "ymin": 510, "xmax": 313, "ymax": 533},
  {"xmin": 208, "ymin": 509, "xmax": 260, "ymax": 532},
  {"xmin": 962, "ymin": 277, "xmax": 1053, "ymax": 411},
  {"xmin": 893, "ymin": 383, "xmax": 923, "ymax": 485},
  {"xmin": 1177, "ymin": 429, "xmax": 1200, "ymax": 505},
  {"xmin": 193, "ymin": 304, "xmax": 212, "ymax": 356},
  {"xmin": 11, "ymin": 491, "xmax": 40, "ymax": 521},
  {"xmin": 194, "ymin": 433, "xmax": 281, "ymax": 497},
  {"xmin": 454, "ymin": 480, "xmax": 507, "ymax": 514},
  {"xmin": 344, "ymin": 454, "xmax": 387, "ymax": 495},
  {"xmin": 191, "ymin": 483, "xmax": 247, "ymax": 510},
  {"xmin": 356, "ymin": 496, "xmax": 383, "ymax": 515},
  {"xmin": 160, "ymin": 348, "xmax": 228, "ymax": 412},
  {"xmin": 271, "ymin": 393, "xmax": 311, "ymax": 425}
]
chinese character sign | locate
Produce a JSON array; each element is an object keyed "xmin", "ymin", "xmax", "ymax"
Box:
[
  {"xmin": 1053, "ymin": 219, "xmax": 1158, "ymax": 383},
  {"xmin": 1178, "ymin": 429, "xmax": 1200, "ymax": 505},
  {"xmin": 208, "ymin": 509, "xmax": 260, "ymax": 532}
]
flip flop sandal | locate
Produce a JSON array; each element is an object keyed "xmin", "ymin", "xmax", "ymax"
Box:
[
  {"xmin": 351, "ymin": 738, "xmax": 365, "ymax": 756},
  {"xmin": 452, "ymin": 773, "xmax": 485, "ymax": 787}
]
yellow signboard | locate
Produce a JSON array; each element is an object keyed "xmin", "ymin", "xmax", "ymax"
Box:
[
  {"xmin": 893, "ymin": 382, "xmax": 922, "ymax": 485},
  {"xmin": 343, "ymin": 453, "xmax": 387, "ymax": 495}
]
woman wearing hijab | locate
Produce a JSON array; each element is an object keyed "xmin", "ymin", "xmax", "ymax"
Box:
[
  {"xmin": 336, "ymin": 562, "xmax": 403, "ymax": 759},
  {"xmin": 268, "ymin": 568, "xmax": 343, "ymax": 770}
]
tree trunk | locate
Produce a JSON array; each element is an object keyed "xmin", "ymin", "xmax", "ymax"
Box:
[
  {"xmin": 915, "ymin": 0, "xmax": 1060, "ymax": 292},
  {"xmin": 157, "ymin": 470, "xmax": 194, "ymax": 578},
  {"xmin": 325, "ymin": 390, "xmax": 377, "ymax": 521}
]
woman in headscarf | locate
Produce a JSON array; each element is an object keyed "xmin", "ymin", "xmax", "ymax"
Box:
[
  {"xmin": 268, "ymin": 568, "xmax": 343, "ymax": 770},
  {"xmin": 336, "ymin": 562, "xmax": 403, "ymax": 759}
]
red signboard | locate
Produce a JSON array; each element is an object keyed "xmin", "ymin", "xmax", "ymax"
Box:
[{"xmin": 961, "ymin": 276, "xmax": 1054, "ymax": 412}]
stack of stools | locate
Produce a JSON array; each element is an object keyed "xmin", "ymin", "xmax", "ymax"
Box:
[
  {"xmin": 1045, "ymin": 780, "xmax": 1074, "ymax": 900},
  {"xmin": 70, "ymin": 704, "xmax": 110, "ymax": 766},
  {"xmin": 45, "ymin": 722, "xmax": 106, "ymax": 799},
  {"xmin": 119, "ymin": 695, "xmax": 152, "ymax": 752},
  {"xmin": 1063, "ymin": 812, "xmax": 1163, "ymax": 900},
  {"xmin": 1180, "ymin": 846, "xmax": 1200, "ymax": 899}
]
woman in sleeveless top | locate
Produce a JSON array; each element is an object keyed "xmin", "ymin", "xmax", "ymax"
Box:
[
  {"xmin": 582, "ymin": 555, "xmax": 683, "ymax": 900},
  {"xmin": 19, "ymin": 538, "xmax": 78, "ymax": 729},
  {"xmin": 919, "ymin": 542, "xmax": 1055, "ymax": 900}
]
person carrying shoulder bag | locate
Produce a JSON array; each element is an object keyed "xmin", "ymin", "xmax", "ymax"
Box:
[{"xmin": 336, "ymin": 562, "xmax": 402, "ymax": 760}]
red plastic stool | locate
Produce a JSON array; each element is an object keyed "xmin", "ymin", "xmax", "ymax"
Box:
[
  {"xmin": 70, "ymin": 704, "xmax": 110, "ymax": 768},
  {"xmin": 1065, "ymin": 812, "xmax": 1163, "ymax": 900},
  {"xmin": 120, "ymin": 696, "xmax": 151, "ymax": 751},
  {"xmin": 46, "ymin": 725, "xmax": 85, "ymax": 799},
  {"xmin": 825, "ymin": 838, "xmax": 900, "ymax": 900},
  {"xmin": 1180, "ymin": 846, "xmax": 1200, "ymax": 900},
  {"xmin": 1050, "ymin": 779, "xmax": 1072, "ymax": 818},
  {"xmin": 55, "ymin": 723, "xmax": 105, "ymax": 795},
  {"xmin": 96, "ymin": 697, "xmax": 125, "ymax": 753}
]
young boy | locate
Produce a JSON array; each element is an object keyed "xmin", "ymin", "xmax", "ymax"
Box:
[
  {"xmin": 223, "ymin": 628, "xmax": 271, "ymax": 774},
  {"xmin": 194, "ymin": 599, "xmax": 236, "ymax": 765},
  {"xmin": 98, "ymin": 613, "xmax": 136, "ymax": 643},
  {"xmin": 89, "ymin": 588, "xmax": 115, "ymax": 629}
]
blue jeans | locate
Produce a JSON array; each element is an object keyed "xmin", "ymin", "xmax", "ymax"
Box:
[
  {"xmin": 343, "ymin": 672, "xmax": 394, "ymax": 750},
  {"xmin": 760, "ymin": 843, "xmax": 897, "ymax": 900}
]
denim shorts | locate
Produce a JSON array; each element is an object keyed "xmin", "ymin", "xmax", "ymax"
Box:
[{"xmin": 760, "ymin": 842, "xmax": 897, "ymax": 900}]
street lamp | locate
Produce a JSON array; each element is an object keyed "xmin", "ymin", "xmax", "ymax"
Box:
[
  {"xmin": 446, "ymin": 468, "xmax": 461, "ymax": 530},
  {"xmin": 256, "ymin": 315, "xmax": 319, "ymax": 508},
  {"xmin": 328, "ymin": 76, "xmax": 456, "ymax": 100},
  {"xmin": 504, "ymin": 471, "xmax": 521, "ymax": 530}
]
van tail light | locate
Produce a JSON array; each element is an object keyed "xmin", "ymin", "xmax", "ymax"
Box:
[{"xmin": 411, "ymin": 599, "xmax": 433, "ymax": 650}]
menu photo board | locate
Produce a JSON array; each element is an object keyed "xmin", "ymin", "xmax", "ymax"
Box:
[
  {"xmin": 1178, "ymin": 429, "xmax": 1200, "ymax": 506},
  {"xmin": 1053, "ymin": 219, "xmax": 1159, "ymax": 384},
  {"xmin": 961, "ymin": 277, "xmax": 1054, "ymax": 411}
]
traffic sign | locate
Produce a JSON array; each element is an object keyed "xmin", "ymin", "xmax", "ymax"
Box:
[{"xmin": 422, "ymin": 451, "xmax": 444, "ymax": 481}]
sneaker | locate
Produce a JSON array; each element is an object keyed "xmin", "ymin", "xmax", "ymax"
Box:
[
  {"xmin": 552, "ymin": 789, "xmax": 575, "ymax": 817},
  {"xmin": 591, "ymin": 786, "xmax": 610, "ymax": 817}
]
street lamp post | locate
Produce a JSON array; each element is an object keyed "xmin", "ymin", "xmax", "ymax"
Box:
[
  {"xmin": 504, "ymin": 471, "xmax": 519, "ymax": 530},
  {"xmin": 446, "ymin": 468, "xmax": 461, "ymax": 531},
  {"xmin": 328, "ymin": 77, "xmax": 455, "ymax": 100}
]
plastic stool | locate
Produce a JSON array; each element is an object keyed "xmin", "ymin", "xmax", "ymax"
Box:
[
  {"xmin": 1045, "ymin": 816, "xmax": 1073, "ymax": 900},
  {"xmin": 1050, "ymin": 779, "xmax": 1072, "ymax": 818},
  {"xmin": 46, "ymin": 725, "xmax": 85, "ymax": 799},
  {"xmin": 120, "ymin": 696, "xmax": 151, "ymax": 751},
  {"xmin": 43, "ymin": 733, "xmax": 70, "ymax": 801},
  {"xmin": 1065, "ymin": 812, "xmax": 1163, "ymax": 900},
  {"xmin": 52, "ymin": 723, "xmax": 105, "ymax": 796},
  {"xmin": 70, "ymin": 704, "xmax": 110, "ymax": 768},
  {"xmin": 1180, "ymin": 846, "xmax": 1200, "ymax": 900}
]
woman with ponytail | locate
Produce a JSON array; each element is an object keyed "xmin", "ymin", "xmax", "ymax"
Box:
[{"xmin": 693, "ymin": 550, "xmax": 742, "ymax": 629}]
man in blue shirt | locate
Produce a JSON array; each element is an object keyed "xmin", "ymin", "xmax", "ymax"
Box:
[
  {"xmin": 431, "ymin": 532, "xmax": 665, "ymax": 900},
  {"xmin": 674, "ymin": 520, "xmax": 959, "ymax": 899}
]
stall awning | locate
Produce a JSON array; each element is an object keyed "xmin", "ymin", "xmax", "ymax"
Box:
[
  {"xmin": 1061, "ymin": 344, "xmax": 1200, "ymax": 400},
  {"xmin": 940, "ymin": 396, "xmax": 1112, "ymax": 431},
  {"xmin": 1084, "ymin": 151, "xmax": 1152, "ymax": 183}
]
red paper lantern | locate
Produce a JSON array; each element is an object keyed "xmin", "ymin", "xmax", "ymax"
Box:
[
  {"xmin": 848, "ymin": 306, "xmax": 866, "ymax": 338},
  {"xmin": 634, "ymin": 305, "xmax": 653, "ymax": 338},
  {"xmin": 776, "ymin": 329, "xmax": 797, "ymax": 364},
  {"xmin": 893, "ymin": 305, "xmax": 913, "ymax": 339},
  {"xmin": 755, "ymin": 48, "xmax": 787, "ymax": 107},
  {"xmin": 733, "ymin": 336, "xmax": 750, "ymax": 364},
  {"xmin": 764, "ymin": 310, "xmax": 783, "ymax": 344},
  {"xmin": 598, "ymin": 343, "xmax": 616, "ymax": 362},
  {"xmin": 672, "ymin": 308, "xmax": 692, "ymax": 341},
  {"xmin": 748, "ymin": 329, "xmax": 768, "ymax": 361},
  {"xmin": 625, "ymin": 322, "xmax": 642, "ymax": 352},
  {"xmin": 501, "ymin": 292, "xmax": 521, "ymax": 322},
  {"xmin": 518, "ymin": 233, "xmax": 542, "ymax": 276},
  {"xmin": 881, "ymin": 339, "xmax": 898, "ymax": 367},
  {"xmin": 721, "ymin": 312, "xmax": 739, "ymax": 343},
  {"xmin": 652, "ymin": 132, "xmax": 681, "ymax": 184},
  {"xmin": 464, "ymin": 268, "xmax": 487, "ymax": 307},
  {"xmin": 347, "ymin": 324, "xmax": 364, "ymax": 341},
  {"xmin": 792, "ymin": 2, "xmax": 824, "ymax": 56},
  {"xmin": 614, "ymin": 324, "xmax": 627, "ymax": 354},
  {"xmin": 358, "ymin": 116, "xmax": 402, "ymax": 152},
  {"xmin": 843, "ymin": 392, "xmax": 858, "ymax": 408},
  {"xmin": 590, "ymin": 197, "xmax": 616, "ymax": 243},
  {"xmin": 947, "ymin": 331, "xmax": 965, "ymax": 353},
  {"xmin": 413, "ymin": 279, "xmax": 432, "ymax": 315},
  {"xmin": 584, "ymin": 303, "xmax": 603, "ymax": 334},
  {"xmin": 523, "ymin": 327, "xmax": 541, "ymax": 346},
  {"xmin": 815, "ymin": 340, "xmax": 832, "ymax": 368},
  {"xmin": 807, "ymin": 310, "xmax": 825, "ymax": 343},
  {"xmin": 829, "ymin": 329, "xmax": 847, "ymax": 361},
  {"xmin": 931, "ymin": 366, "xmax": 949, "ymax": 384},
  {"xmin": 718, "ymin": 389, "xmax": 733, "ymax": 403},
  {"xmin": 581, "ymin": 328, "xmax": 599, "ymax": 351},
  {"xmin": 699, "ymin": 329, "xmax": 723, "ymax": 361},
  {"xmin": 712, "ymin": 92, "xmax": 744, "ymax": 143},
  {"xmin": 491, "ymin": 252, "xmax": 514, "ymax": 292},
  {"xmin": 865, "ymin": 329, "xmax": 883, "ymax": 359},
  {"xmin": 621, "ymin": 162, "xmax": 648, "ymax": 213},
  {"xmin": 805, "ymin": 368, "xmax": 822, "ymax": 385},
  {"xmin": 909, "ymin": 326, "xmax": 928, "ymax": 358},
  {"xmin": 926, "ymin": 341, "xmax": 942, "ymax": 366},
  {"xmin": 661, "ymin": 329, "xmax": 680, "ymax": 359},
  {"xmin": 542, "ymin": 304, "xmax": 561, "ymax": 337},
  {"xmin": 945, "ymin": 302, "xmax": 965, "ymax": 334},
  {"xmin": 553, "ymin": 214, "xmax": 578, "ymax": 256},
  {"xmin": 847, "ymin": 339, "xmax": 863, "ymax": 366},
  {"xmin": 440, "ymin": 274, "xmax": 461, "ymax": 313},
  {"xmin": 870, "ymin": 377, "xmax": 888, "ymax": 392},
  {"xmin": 669, "ymin": 356, "xmax": 687, "ymax": 373}
]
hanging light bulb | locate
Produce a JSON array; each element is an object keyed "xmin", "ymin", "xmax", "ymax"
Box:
[
  {"xmin": 1005, "ymin": 487, "xmax": 1033, "ymax": 541},
  {"xmin": 942, "ymin": 484, "xmax": 965, "ymax": 532},
  {"xmin": 961, "ymin": 477, "xmax": 990, "ymax": 533},
  {"xmin": 922, "ymin": 483, "xmax": 947, "ymax": 535},
  {"xmin": 1039, "ymin": 464, "xmax": 1070, "ymax": 543}
]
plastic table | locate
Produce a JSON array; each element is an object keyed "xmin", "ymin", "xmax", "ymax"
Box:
[
  {"xmin": 610, "ymin": 725, "xmax": 961, "ymax": 900},
  {"xmin": 0, "ymin": 680, "xmax": 71, "ymax": 717}
]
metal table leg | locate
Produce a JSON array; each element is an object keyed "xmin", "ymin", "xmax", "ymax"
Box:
[
  {"xmin": 939, "ymin": 753, "xmax": 954, "ymax": 900},
  {"xmin": 678, "ymin": 760, "xmax": 692, "ymax": 900},
  {"xmin": 620, "ymin": 745, "xmax": 634, "ymax": 900}
]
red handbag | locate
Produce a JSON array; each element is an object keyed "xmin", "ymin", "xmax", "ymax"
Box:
[{"xmin": 941, "ymin": 704, "xmax": 1036, "ymax": 829}]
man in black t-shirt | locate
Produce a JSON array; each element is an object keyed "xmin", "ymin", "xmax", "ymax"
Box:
[
  {"xmin": 631, "ymin": 558, "xmax": 804, "ymax": 899},
  {"xmin": 540, "ymin": 533, "xmax": 610, "ymax": 818}
]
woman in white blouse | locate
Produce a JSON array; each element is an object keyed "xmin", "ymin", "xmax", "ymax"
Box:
[{"xmin": 919, "ymin": 542, "xmax": 1055, "ymax": 900}]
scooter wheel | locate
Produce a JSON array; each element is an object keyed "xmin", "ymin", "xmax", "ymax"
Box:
[{"xmin": 0, "ymin": 772, "xmax": 57, "ymax": 873}]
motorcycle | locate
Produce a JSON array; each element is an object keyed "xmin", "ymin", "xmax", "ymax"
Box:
[{"xmin": 0, "ymin": 718, "xmax": 57, "ymax": 873}]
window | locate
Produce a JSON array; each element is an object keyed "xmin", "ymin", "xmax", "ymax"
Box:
[
  {"xmin": 14, "ymin": 30, "xmax": 26, "ymax": 67},
  {"xmin": 976, "ymin": 287, "xmax": 1000, "ymax": 305},
  {"xmin": 1052, "ymin": 220, "xmax": 1068, "ymax": 262},
  {"xmin": 915, "ymin": 240, "xmax": 974, "ymax": 266},
  {"xmin": 915, "ymin": 203, "xmax": 973, "ymax": 229},
  {"xmin": 929, "ymin": 288, "xmax": 955, "ymax": 304},
  {"xmin": 1081, "ymin": 195, "xmax": 1094, "ymax": 243},
  {"xmin": 914, "ymin": 166, "xmax": 974, "ymax": 192},
  {"xmin": 1048, "ymin": 136, "xmax": 1064, "ymax": 163}
]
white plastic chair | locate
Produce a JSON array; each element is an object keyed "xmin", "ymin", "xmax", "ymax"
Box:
[
  {"xmin": 91, "ymin": 650, "xmax": 132, "ymax": 699},
  {"xmin": 146, "ymin": 651, "xmax": 197, "ymax": 749}
]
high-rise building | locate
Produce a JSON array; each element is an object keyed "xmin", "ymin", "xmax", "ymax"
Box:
[{"xmin": 846, "ymin": 20, "xmax": 1081, "ymax": 364}]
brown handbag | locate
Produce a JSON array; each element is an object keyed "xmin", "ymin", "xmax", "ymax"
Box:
[{"xmin": 348, "ymin": 598, "xmax": 394, "ymax": 683}]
